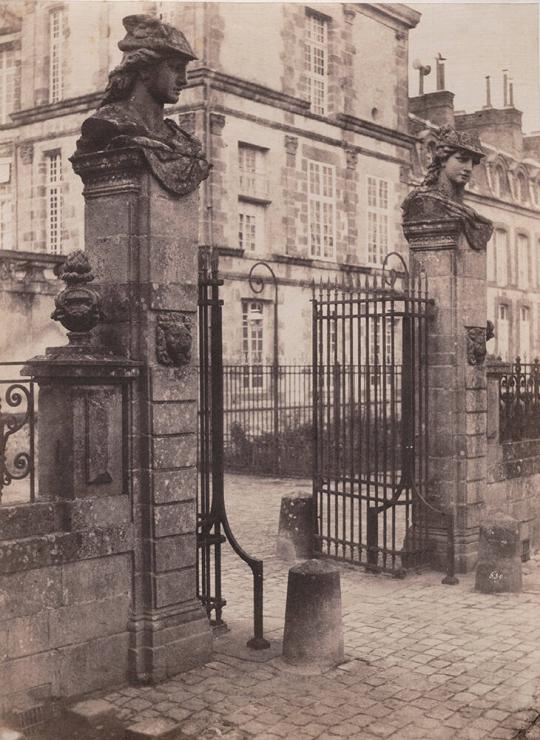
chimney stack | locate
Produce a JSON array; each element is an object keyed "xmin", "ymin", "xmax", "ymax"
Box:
[
  {"xmin": 436, "ymin": 53, "xmax": 446, "ymax": 91},
  {"xmin": 503, "ymin": 70, "xmax": 509, "ymax": 107},
  {"xmin": 509, "ymin": 81, "xmax": 514, "ymax": 108},
  {"xmin": 484, "ymin": 76, "xmax": 492, "ymax": 108}
]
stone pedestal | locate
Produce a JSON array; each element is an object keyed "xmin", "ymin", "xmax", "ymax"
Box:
[
  {"xmin": 70, "ymin": 148, "xmax": 212, "ymax": 683},
  {"xmin": 282, "ymin": 560, "xmax": 343, "ymax": 669},
  {"xmin": 403, "ymin": 218, "xmax": 488, "ymax": 572},
  {"xmin": 23, "ymin": 349, "xmax": 138, "ymax": 504},
  {"xmin": 475, "ymin": 513, "xmax": 522, "ymax": 593}
]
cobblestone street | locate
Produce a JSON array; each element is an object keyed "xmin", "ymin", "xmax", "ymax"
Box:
[{"xmin": 33, "ymin": 473, "xmax": 539, "ymax": 740}]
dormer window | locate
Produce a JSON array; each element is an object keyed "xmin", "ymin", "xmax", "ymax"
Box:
[
  {"xmin": 517, "ymin": 172, "xmax": 529, "ymax": 204},
  {"xmin": 494, "ymin": 165, "xmax": 506, "ymax": 199}
]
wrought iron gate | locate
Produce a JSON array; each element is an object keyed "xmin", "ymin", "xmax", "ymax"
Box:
[
  {"xmin": 197, "ymin": 248, "xmax": 269, "ymax": 648},
  {"xmin": 312, "ymin": 254, "xmax": 431, "ymax": 575}
]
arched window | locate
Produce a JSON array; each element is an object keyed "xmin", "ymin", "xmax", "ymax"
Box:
[
  {"xmin": 495, "ymin": 228, "xmax": 508, "ymax": 286},
  {"xmin": 532, "ymin": 179, "xmax": 539, "ymax": 206},
  {"xmin": 494, "ymin": 165, "xmax": 506, "ymax": 198},
  {"xmin": 517, "ymin": 172, "xmax": 529, "ymax": 203}
]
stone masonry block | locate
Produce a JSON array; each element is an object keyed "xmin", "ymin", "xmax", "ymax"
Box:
[
  {"xmin": 0, "ymin": 503, "xmax": 58, "ymax": 541},
  {"xmin": 125, "ymin": 717, "xmax": 181, "ymax": 739},
  {"xmin": 62, "ymin": 554, "xmax": 131, "ymax": 605},
  {"xmin": 0, "ymin": 568, "xmax": 62, "ymax": 619},
  {"xmin": 55, "ymin": 632, "xmax": 129, "ymax": 697},
  {"xmin": 152, "ymin": 468, "xmax": 197, "ymax": 505},
  {"xmin": 151, "ymin": 367, "xmax": 197, "ymax": 403},
  {"xmin": 150, "ymin": 283, "xmax": 197, "ymax": 313},
  {"xmin": 67, "ymin": 496, "xmax": 132, "ymax": 530},
  {"xmin": 153, "ymin": 568, "xmax": 196, "ymax": 608},
  {"xmin": 152, "ymin": 402, "xmax": 197, "ymax": 436},
  {"xmin": 1, "ymin": 651, "xmax": 53, "ymax": 697},
  {"xmin": 154, "ymin": 534, "xmax": 196, "ymax": 572},
  {"xmin": 154, "ymin": 502, "xmax": 196, "ymax": 538},
  {"xmin": 48, "ymin": 595, "xmax": 130, "ymax": 649},
  {"xmin": 152, "ymin": 434, "xmax": 196, "ymax": 470},
  {"xmin": 66, "ymin": 699, "xmax": 116, "ymax": 726},
  {"xmin": 7, "ymin": 613, "xmax": 49, "ymax": 659}
]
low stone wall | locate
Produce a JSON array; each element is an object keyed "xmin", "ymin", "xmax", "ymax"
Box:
[
  {"xmin": 486, "ymin": 438, "xmax": 540, "ymax": 554},
  {"xmin": 0, "ymin": 498, "xmax": 134, "ymax": 716},
  {"xmin": 485, "ymin": 361, "xmax": 540, "ymax": 555}
]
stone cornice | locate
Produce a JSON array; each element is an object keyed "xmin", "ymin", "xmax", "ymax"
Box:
[
  {"xmin": 336, "ymin": 113, "xmax": 416, "ymax": 148},
  {"xmin": 188, "ymin": 67, "xmax": 310, "ymax": 114},
  {"xmin": 9, "ymin": 92, "xmax": 102, "ymax": 127},
  {"xmin": 70, "ymin": 148, "xmax": 147, "ymax": 196},
  {"xmin": 193, "ymin": 68, "xmax": 414, "ymax": 150},
  {"xmin": 356, "ymin": 3, "xmax": 421, "ymax": 31},
  {"xmin": 403, "ymin": 218, "xmax": 464, "ymax": 251}
]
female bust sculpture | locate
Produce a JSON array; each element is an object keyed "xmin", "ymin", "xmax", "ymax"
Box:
[
  {"xmin": 402, "ymin": 125, "xmax": 493, "ymax": 250},
  {"xmin": 75, "ymin": 14, "xmax": 209, "ymax": 196}
]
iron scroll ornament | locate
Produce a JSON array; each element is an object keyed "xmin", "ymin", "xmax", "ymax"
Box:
[{"xmin": 0, "ymin": 383, "xmax": 33, "ymax": 502}]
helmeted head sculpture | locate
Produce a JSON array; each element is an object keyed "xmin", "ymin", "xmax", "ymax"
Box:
[
  {"xmin": 74, "ymin": 14, "xmax": 210, "ymax": 198},
  {"xmin": 402, "ymin": 125, "xmax": 493, "ymax": 251},
  {"xmin": 101, "ymin": 15, "xmax": 197, "ymax": 106},
  {"xmin": 422, "ymin": 125, "xmax": 485, "ymax": 195}
]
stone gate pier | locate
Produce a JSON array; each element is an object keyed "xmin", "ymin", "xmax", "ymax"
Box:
[
  {"xmin": 403, "ymin": 125, "xmax": 493, "ymax": 572},
  {"xmin": 0, "ymin": 14, "xmax": 212, "ymax": 717}
]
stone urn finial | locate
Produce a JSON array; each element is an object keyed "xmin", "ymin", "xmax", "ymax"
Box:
[{"xmin": 51, "ymin": 250, "xmax": 103, "ymax": 347}]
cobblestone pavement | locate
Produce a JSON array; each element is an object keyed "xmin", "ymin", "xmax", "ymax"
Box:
[{"xmin": 68, "ymin": 475, "xmax": 540, "ymax": 738}]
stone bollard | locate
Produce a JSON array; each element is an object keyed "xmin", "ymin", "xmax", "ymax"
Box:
[
  {"xmin": 475, "ymin": 513, "xmax": 522, "ymax": 593},
  {"xmin": 276, "ymin": 493, "xmax": 313, "ymax": 561},
  {"xmin": 282, "ymin": 559, "xmax": 344, "ymax": 669}
]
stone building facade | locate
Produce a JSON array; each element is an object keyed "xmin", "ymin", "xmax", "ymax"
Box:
[
  {"xmin": 0, "ymin": 0, "xmax": 421, "ymax": 363},
  {"xmin": 409, "ymin": 90, "xmax": 540, "ymax": 363},
  {"xmin": 2, "ymin": 2, "xmax": 540, "ymax": 366}
]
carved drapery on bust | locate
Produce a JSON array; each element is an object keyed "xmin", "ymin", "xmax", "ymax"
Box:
[
  {"xmin": 75, "ymin": 14, "xmax": 210, "ymax": 197},
  {"xmin": 402, "ymin": 125, "xmax": 493, "ymax": 250}
]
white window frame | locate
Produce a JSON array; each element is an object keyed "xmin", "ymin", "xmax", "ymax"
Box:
[
  {"xmin": 306, "ymin": 159, "xmax": 336, "ymax": 260},
  {"xmin": 366, "ymin": 176, "xmax": 390, "ymax": 266},
  {"xmin": 517, "ymin": 233, "xmax": 530, "ymax": 290},
  {"xmin": 520, "ymin": 305, "xmax": 531, "ymax": 361},
  {"xmin": 46, "ymin": 151, "xmax": 63, "ymax": 254},
  {"xmin": 238, "ymin": 202, "xmax": 265, "ymax": 253},
  {"xmin": 304, "ymin": 11, "xmax": 328, "ymax": 116},
  {"xmin": 49, "ymin": 7, "xmax": 65, "ymax": 104},
  {"xmin": 242, "ymin": 300, "xmax": 265, "ymax": 389},
  {"xmin": 495, "ymin": 228, "xmax": 508, "ymax": 287},
  {"xmin": 0, "ymin": 46, "xmax": 16, "ymax": 125},
  {"xmin": 238, "ymin": 144, "xmax": 268, "ymax": 200},
  {"xmin": 498, "ymin": 303, "xmax": 509, "ymax": 361}
]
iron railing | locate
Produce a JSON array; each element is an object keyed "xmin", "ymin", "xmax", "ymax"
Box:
[
  {"xmin": 312, "ymin": 256, "xmax": 432, "ymax": 575},
  {"xmin": 0, "ymin": 363, "xmax": 36, "ymax": 504},
  {"xmin": 223, "ymin": 363, "xmax": 403, "ymax": 476},
  {"xmin": 500, "ymin": 357, "xmax": 540, "ymax": 442}
]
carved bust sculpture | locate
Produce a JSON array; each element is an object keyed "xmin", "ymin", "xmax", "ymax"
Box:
[
  {"xmin": 402, "ymin": 125, "xmax": 493, "ymax": 250},
  {"xmin": 75, "ymin": 14, "xmax": 210, "ymax": 196}
]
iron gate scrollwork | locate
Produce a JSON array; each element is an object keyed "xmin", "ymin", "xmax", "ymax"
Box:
[
  {"xmin": 197, "ymin": 248, "xmax": 269, "ymax": 648},
  {"xmin": 312, "ymin": 253, "xmax": 431, "ymax": 575}
]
